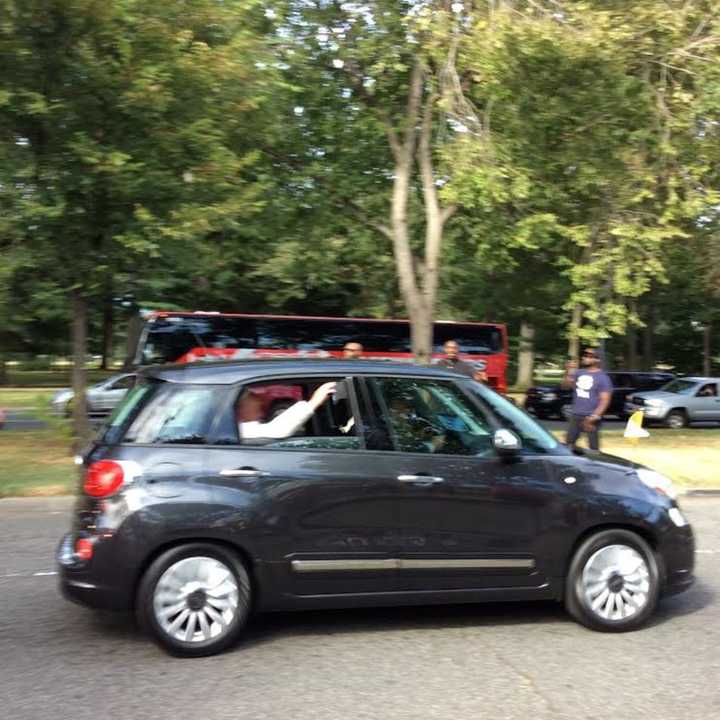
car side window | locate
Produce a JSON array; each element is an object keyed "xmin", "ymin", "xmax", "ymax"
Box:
[
  {"xmin": 109, "ymin": 375, "xmax": 135, "ymax": 391},
  {"xmin": 696, "ymin": 383, "xmax": 718, "ymax": 397},
  {"xmin": 365, "ymin": 377, "xmax": 494, "ymax": 456},
  {"xmin": 217, "ymin": 378, "xmax": 361, "ymax": 450},
  {"xmin": 123, "ymin": 385, "xmax": 219, "ymax": 444}
]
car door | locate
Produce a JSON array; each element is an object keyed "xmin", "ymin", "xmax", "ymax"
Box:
[
  {"xmin": 689, "ymin": 382, "xmax": 720, "ymax": 421},
  {"xmin": 202, "ymin": 374, "xmax": 408, "ymax": 601},
  {"xmin": 359, "ymin": 375, "xmax": 559, "ymax": 592}
]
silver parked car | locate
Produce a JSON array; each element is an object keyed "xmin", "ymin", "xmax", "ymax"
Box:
[
  {"xmin": 51, "ymin": 373, "xmax": 136, "ymax": 417},
  {"xmin": 625, "ymin": 376, "xmax": 720, "ymax": 428}
]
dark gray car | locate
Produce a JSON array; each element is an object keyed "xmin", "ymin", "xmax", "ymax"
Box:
[{"xmin": 58, "ymin": 360, "xmax": 694, "ymax": 657}]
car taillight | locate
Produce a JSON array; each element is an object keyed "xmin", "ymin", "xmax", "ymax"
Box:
[
  {"xmin": 75, "ymin": 537, "xmax": 94, "ymax": 561},
  {"xmin": 84, "ymin": 460, "xmax": 125, "ymax": 497}
]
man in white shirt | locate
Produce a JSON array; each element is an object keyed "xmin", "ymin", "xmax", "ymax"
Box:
[{"xmin": 237, "ymin": 382, "xmax": 336, "ymax": 440}]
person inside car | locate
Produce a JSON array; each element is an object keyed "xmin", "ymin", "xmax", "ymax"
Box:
[
  {"xmin": 387, "ymin": 391, "xmax": 445, "ymax": 453},
  {"xmin": 236, "ymin": 381, "xmax": 336, "ymax": 440},
  {"xmin": 698, "ymin": 384, "xmax": 717, "ymax": 397}
]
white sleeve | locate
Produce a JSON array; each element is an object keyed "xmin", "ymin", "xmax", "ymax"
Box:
[{"xmin": 240, "ymin": 401, "xmax": 314, "ymax": 440}]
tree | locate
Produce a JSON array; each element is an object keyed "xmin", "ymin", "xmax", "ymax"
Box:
[{"xmin": 1, "ymin": 0, "xmax": 274, "ymax": 435}]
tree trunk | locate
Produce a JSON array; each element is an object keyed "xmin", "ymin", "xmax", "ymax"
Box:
[
  {"xmin": 703, "ymin": 322, "xmax": 712, "ymax": 377},
  {"xmin": 642, "ymin": 304, "xmax": 655, "ymax": 370},
  {"xmin": 408, "ymin": 304, "xmax": 433, "ymax": 366},
  {"xmin": 625, "ymin": 298, "xmax": 638, "ymax": 370},
  {"xmin": 568, "ymin": 304, "xmax": 583, "ymax": 362},
  {"xmin": 101, "ymin": 288, "xmax": 114, "ymax": 370},
  {"xmin": 0, "ymin": 349, "xmax": 6, "ymax": 386},
  {"xmin": 122, "ymin": 313, "xmax": 144, "ymax": 370},
  {"xmin": 71, "ymin": 290, "xmax": 90, "ymax": 443},
  {"xmin": 516, "ymin": 321, "xmax": 535, "ymax": 390}
]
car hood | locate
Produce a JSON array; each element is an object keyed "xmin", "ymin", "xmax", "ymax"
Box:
[{"xmin": 630, "ymin": 390, "xmax": 679, "ymax": 401}]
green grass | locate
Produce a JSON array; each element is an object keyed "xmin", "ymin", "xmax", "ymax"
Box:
[
  {"xmin": 557, "ymin": 427, "xmax": 720, "ymax": 489},
  {"xmin": 0, "ymin": 429, "xmax": 77, "ymax": 497},
  {"xmin": 0, "ymin": 388, "xmax": 56, "ymax": 409}
]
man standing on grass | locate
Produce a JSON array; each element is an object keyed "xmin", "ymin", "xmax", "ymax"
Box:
[{"xmin": 562, "ymin": 347, "xmax": 613, "ymax": 451}]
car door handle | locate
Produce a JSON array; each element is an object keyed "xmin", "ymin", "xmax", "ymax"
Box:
[
  {"xmin": 219, "ymin": 467, "xmax": 265, "ymax": 478},
  {"xmin": 397, "ymin": 474, "xmax": 444, "ymax": 484}
]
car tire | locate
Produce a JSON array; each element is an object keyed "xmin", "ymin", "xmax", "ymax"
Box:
[
  {"xmin": 560, "ymin": 403, "xmax": 573, "ymax": 421},
  {"xmin": 137, "ymin": 543, "xmax": 252, "ymax": 657},
  {"xmin": 565, "ymin": 529, "xmax": 660, "ymax": 633},
  {"xmin": 665, "ymin": 410, "xmax": 687, "ymax": 429}
]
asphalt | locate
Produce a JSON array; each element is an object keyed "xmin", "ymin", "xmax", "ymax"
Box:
[{"xmin": 1, "ymin": 496, "xmax": 719, "ymax": 720}]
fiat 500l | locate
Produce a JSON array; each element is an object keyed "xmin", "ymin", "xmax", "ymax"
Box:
[{"xmin": 58, "ymin": 360, "xmax": 694, "ymax": 657}]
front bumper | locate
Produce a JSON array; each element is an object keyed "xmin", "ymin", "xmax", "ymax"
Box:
[
  {"xmin": 658, "ymin": 520, "xmax": 695, "ymax": 597},
  {"xmin": 624, "ymin": 402, "xmax": 669, "ymax": 421}
]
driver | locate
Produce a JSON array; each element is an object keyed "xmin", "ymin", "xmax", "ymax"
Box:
[{"xmin": 387, "ymin": 392, "xmax": 445, "ymax": 453}]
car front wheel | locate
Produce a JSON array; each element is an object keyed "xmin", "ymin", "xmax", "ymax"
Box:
[
  {"xmin": 665, "ymin": 410, "xmax": 687, "ymax": 429},
  {"xmin": 137, "ymin": 543, "xmax": 251, "ymax": 657},
  {"xmin": 565, "ymin": 529, "xmax": 659, "ymax": 632}
]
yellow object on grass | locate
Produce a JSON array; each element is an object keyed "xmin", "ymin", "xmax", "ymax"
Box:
[{"xmin": 624, "ymin": 410, "xmax": 649, "ymax": 442}]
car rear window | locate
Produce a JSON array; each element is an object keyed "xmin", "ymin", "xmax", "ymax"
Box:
[{"xmin": 103, "ymin": 380, "xmax": 223, "ymax": 445}]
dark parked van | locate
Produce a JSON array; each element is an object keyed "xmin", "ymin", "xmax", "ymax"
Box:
[{"xmin": 58, "ymin": 360, "xmax": 694, "ymax": 656}]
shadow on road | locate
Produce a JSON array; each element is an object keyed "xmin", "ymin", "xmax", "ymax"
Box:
[{"xmin": 80, "ymin": 580, "xmax": 714, "ymax": 655}]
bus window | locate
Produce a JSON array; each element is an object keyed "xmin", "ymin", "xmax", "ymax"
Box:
[{"xmin": 433, "ymin": 324, "xmax": 502, "ymax": 355}]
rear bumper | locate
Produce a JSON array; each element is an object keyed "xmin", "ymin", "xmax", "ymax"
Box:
[{"xmin": 57, "ymin": 533, "xmax": 134, "ymax": 611}]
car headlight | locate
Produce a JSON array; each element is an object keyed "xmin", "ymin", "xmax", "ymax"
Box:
[
  {"xmin": 52, "ymin": 390, "xmax": 73, "ymax": 404},
  {"xmin": 637, "ymin": 468, "xmax": 677, "ymax": 500},
  {"xmin": 644, "ymin": 398, "xmax": 664, "ymax": 407},
  {"xmin": 668, "ymin": 507, "xmax": 688, "ymax": 527}
]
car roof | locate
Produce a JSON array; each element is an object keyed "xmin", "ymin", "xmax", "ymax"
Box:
[
  {"xmin": 679, "ymin": 376, "xmax": 720, "ymax": 383},
  {"xmin": 141, "ymin": 359, "xmax": 464, "ymax": 385}
]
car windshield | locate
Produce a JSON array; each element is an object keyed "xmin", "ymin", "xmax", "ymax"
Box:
[
  {"xmin": 660, "ymin": 379, "xmax": 697, "ymax": 395},
  {"xmin": 464, "ymin": 382, "xmax": 560, "ymax": 454}
]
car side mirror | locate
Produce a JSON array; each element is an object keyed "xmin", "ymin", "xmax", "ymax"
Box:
[{"xmin": 493, "ymin": 428, "xmax": 521, "ymax": 457}]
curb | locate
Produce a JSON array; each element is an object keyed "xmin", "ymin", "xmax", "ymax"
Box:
[{"xmin": 682, "ymin": 489, "xmax": 720, "ymax": 497}]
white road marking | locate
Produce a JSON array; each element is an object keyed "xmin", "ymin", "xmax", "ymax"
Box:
[{"xmin": 0, "ymin": 571, "xmax": 58, "ymax": 579}]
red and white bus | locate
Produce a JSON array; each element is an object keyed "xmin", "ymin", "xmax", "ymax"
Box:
[{"xmin": 133, "ymin": 312, "xmax": 509, "ymax": 392}]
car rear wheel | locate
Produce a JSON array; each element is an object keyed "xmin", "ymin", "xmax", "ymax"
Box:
[
  {"xmin": 137, "ymin": 543, "xmax": 251, "ymax": 657},
  {"xmin": 565, "ymin": 529, "xmax": 659, "ymax": 632},
  {"xmin": 665, "ymin": 410, "xmax": 687, "ymax": 429}
]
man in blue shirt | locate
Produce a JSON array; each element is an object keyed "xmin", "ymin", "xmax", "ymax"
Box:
[{"xmin": 561, "ymin": 347, "xmax": 613, "ymax": 451}]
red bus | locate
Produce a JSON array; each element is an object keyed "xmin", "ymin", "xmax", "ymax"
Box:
[{"xmin": 133, "ymin": 312, "xmax": 509, "ymax": 392}]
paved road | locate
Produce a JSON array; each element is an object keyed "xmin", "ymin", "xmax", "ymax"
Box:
[{"xmin": 1, "ymin": 496, "xmax": 719, "ymax": 720}]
